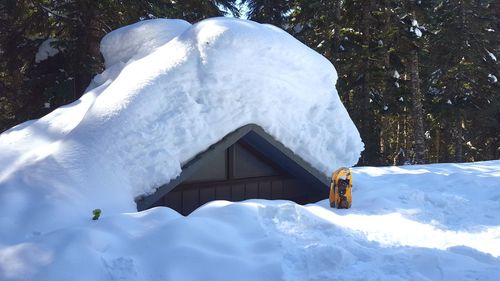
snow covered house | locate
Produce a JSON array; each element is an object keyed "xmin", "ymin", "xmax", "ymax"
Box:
[
  {"xmin": 137, "ymin": 124, "xmax": 330, "ymax": 215},
  {"xmin": 0, "ymin": 17, "xmax": 363, "ymax": 241}
]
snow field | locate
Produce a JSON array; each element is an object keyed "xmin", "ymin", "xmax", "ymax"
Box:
[{"xmin": 1, "ymin": 161, "xmax": 499, "ymax": 281}]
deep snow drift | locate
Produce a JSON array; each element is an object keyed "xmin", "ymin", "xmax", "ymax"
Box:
[
  {"xmin": 0, "ymin": 17, "xmax": 363, "ymax": 242},
  {"xmin": 1, "ymin": 161, "xmax": 499, "ymax": 281}
]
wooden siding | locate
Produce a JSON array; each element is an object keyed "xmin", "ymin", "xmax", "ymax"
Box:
[
  {"xmin": 147, "ymin": 134, "xmax": 327, "ymax": 215},
  {"xmin": 153, "ymin": 176, "xmax": 318, "ymax": 215}
]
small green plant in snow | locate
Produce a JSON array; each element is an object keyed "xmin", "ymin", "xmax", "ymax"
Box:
[{"xmin": 92, "ymin": 209, "xmax": 101, "ymax": 220}]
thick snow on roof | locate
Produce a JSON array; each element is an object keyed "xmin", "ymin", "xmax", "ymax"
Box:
[
  {"xmin": 99, "ymin": 19, "xmax": 191, "ymax": 68},
  {"xmin": 0, "ymin": 18, "xmax": 362, "ymax": 241}
]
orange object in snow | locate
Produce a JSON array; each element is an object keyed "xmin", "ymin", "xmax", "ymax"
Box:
[{"xmin": 329, "ymin": 167, "xmax": 352, "ymax": 209}]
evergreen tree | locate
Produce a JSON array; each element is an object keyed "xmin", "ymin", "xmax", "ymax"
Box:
[
  {"xmin": 242, "ymin": 0, "xmax": 292, "ymax": 27},
  {"xmin": 429, "ymin": 0, "xmax": 499, "ymax": 161}
]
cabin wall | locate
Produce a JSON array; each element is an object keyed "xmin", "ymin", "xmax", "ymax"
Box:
[
  {"xmin": 151, "ymin": 139, "xmax": 326, "ymax": 215},
  {"xmin": 154, "ymin": 177, "xmax": 321, "ymax": 215}
]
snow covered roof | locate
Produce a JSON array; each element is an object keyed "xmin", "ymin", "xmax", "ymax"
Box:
[{"xmin": 0, "ymin": 17, "xmax": 363, "ymax": 242}]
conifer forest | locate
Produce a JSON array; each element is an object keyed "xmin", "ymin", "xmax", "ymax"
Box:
[{"xmin": 1, "ymin": 1, "xmax": 498, "ymax": 166}]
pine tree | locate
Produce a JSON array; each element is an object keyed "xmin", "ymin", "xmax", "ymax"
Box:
[
  {"xmin": 429, "ymin": 0, "xmax": 499, "ymax": 162},
  {"xmin": 380, "ymin": 0, "xmax": 432, "ymax": 164},
  {"xmin": 290, "ymin": 0, "xmax": 403, "ymax": 165},
  {"xmin": 242, "ymin": 0, "xmax": 292, "ymax": 27},
  {"xmin": 334, "ymin": 0, "xmax": 393, "ymax": 165},
  {"xmin": 0, "ymin": 0, "xmax": 50, "ymax": 131}
]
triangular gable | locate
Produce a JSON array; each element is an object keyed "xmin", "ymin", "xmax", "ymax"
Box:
[{"xmin": 136, "ymin": 124, "xmax": 330, "ymax": 211}]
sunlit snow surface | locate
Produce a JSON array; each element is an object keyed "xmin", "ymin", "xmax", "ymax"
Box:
[{"xmin": 1, "ymin": 161, "xmax": 499, "ymax": 281}]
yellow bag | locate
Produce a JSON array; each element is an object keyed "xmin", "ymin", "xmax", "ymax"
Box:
[{"xmin": 329, "ymin": 167, "xmax": 352, "ymax": 209}]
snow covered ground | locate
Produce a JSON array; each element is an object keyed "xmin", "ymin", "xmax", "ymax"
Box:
[{"xmin": 0, "ymin": 161, "xmax": 499, "ymax": 281}]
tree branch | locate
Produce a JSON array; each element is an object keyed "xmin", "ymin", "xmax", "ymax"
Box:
[{"xmin": 33, "ymin": 2, "xmax": 78, "ymax": 22}]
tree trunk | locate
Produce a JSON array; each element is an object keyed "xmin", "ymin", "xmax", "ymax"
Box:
[
  {"xmin": 435, "ymin": 128, "xmax": 441, "ymax": 163},
  {"xmin": 454, "ymin": 112, "xmax": 463, "ymax": 162},
  {"xmin": 409, "ymin": 49, "xmax": 426, "ymax": 164},
  {"xmin": 358, "ymin": 0, "xmax": 380, "ymax": 165},
  {"xmin": 75, "ymin": 0, "xmax": 102, "ymax": 96},
  {"xmin": 393, "ymin": 117, "xmax": 401, "ymax": 165},
  {"xmin": 380, "ymin": 116, "xmax": 386, "ymax": 163}
]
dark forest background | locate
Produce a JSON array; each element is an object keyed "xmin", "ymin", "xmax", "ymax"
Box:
[{"xmin": 0, "ymin": 0, "xmax": 498, "ymax": 166}]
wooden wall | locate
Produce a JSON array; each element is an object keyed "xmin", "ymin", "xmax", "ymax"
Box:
[
  {"xmin": 154, "ymin": 176, "xmax": 321, "ymax": 215},
  {"xmin": 152, "ymin": 140, "xmax": 325, "ymax": 215}
]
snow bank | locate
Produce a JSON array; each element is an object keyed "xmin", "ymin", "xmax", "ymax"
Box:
[
  {"xmin": 1, "ymin": 161, "xmax": 499, "ymax": 281},
  {"xmin": 0, "ymin": 17, "xmax": 363, "ymax": 242}
]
